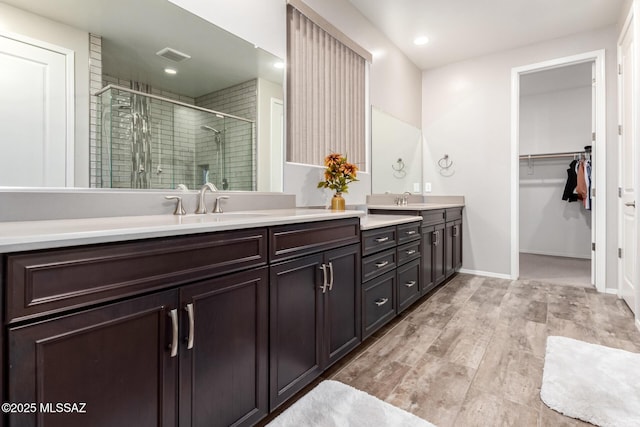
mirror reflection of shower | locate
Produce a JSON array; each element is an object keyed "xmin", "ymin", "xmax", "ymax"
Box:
[
  {"xmin": 200, "ymin": 125, "xmax": 228, "ymax": 190},
  {"xmin": 97, "ymin": 85, "xmax": 255, "ymax": 190}
]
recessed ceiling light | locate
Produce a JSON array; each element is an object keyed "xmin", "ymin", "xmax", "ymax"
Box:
[
  {"xmin": 164, "ymin": 68, "xmax": 177, "ymax": 75},
  {"xmin": 274, "ymin": 61, "xmax": 285, "ymax": 69},
  {"xmin": 413, "ymin": 36, "xmax": 429, "ymax": 46}
]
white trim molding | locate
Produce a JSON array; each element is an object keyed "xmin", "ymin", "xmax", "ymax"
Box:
[
  {"xmin": 458, "ymin": 268, "xmax": 512, "ymax": 280},
  {"xmin": 510, "ymin": 50, "xmax": 607, "ymax": 293}
]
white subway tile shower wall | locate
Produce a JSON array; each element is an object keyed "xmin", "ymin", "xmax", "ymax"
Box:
[{"xmin": 89, "ymin": 34, "xmax": 102, "ymax": 187}]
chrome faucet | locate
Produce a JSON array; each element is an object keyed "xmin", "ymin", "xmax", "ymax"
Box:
[
  {"xmin": 213, "ymin": 196, "xmax": 230, "ymax": 213},
  {"xmin": 395, "ymin": 192, "xmax": 412, "ymax": 206},
  {"xmin": 196, "ymin": 182, "xmax": 218, "ymax": 214}
]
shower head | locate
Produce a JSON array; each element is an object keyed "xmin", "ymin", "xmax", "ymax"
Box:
[{"xmin": 201, "ymin": 125, "xmax": 220, "ymax": 135}]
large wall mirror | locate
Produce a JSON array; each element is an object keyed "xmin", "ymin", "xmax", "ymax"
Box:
[
  {"xmin": 371, "ymin": 106, "xmax": 422, "ymax": 195},
  {"xmin": 0, "ymin": 0, "xmax": 284, "ymax": 191}
]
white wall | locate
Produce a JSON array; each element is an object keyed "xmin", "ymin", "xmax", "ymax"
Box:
[
  {"xmin": 170, "ymin": 0, "xmax": 422, "ymax": 206},
  {"xmin": 0, "ymin": 2, "xmax": 90, "ymax": 186},
  {"xmin": 422, "ymin": 26, "xmax": 619, "ymax": 283}
]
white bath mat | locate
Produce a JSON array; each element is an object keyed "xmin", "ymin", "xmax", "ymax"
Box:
[
  {"xmin": 541, "ymin": 336, "xmax": 640, "ymax": 427},
  {"xmin": 267, "ymin": 380, "xmax": 436, "ymax": 427}
]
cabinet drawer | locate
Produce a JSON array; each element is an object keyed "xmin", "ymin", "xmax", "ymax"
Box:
[
  {"xmin": 446, "ymin": 208, "xmax": 463, "ymax": 221},
  {"xmin": 397, "ymin": 259, "xmax": 421, "ymax": 313},
  {"xmin": 397, "ymin": 222, "xmax": 421, "ymax": 244},
  {"xmin": 362, "ymin": 271, "xmax": 396, "ymax": 338},
  {"xmin": 397, "ymin": 240, "xmax": 421, "ymax": 265},
  {"xmin": 361, "ymin": 226, "xmax": 396, "ymax": 256},
  {"xmin": 420, "ymin": 209, "xmax": 445, "ymax": 226},
  {"xmin": 362, "ymin": 249, "xmax": 396, "ymax": 282},
  {"xmin": 6, "ymin": 228, "xmax": 267, "ymax": 323},
  {"xmin": 269, "ymin": 218, "xmax": 360, "ymax": 262}
]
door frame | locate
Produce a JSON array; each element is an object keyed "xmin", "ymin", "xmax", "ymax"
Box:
[
  {"xmin": 617, "ymin": 4, "xmax": 640, "ymax": 327},
  {"xmin": 510, "ymin": 50, "xmax": 607, "ymax": 292},
  {"xmin": 0, "ymin": 30, "xmax": 75, "ymax": 186}
]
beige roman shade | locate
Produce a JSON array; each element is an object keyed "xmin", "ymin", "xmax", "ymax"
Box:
[{"xmin": 286, "ymin": 1, "xmax": 370, "ymax": 169}]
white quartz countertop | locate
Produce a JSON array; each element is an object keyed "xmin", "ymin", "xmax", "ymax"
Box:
[
  {"xmin": 367, "ymin": 203, "xmax": 465, "ymax": 210},
  {"xmin": 0, "ymin": 209, "xmax": 364, "ymax": 253},
  {"xmin": 360, "ymin": 214, "xmax": 422, "ymax": 231}
]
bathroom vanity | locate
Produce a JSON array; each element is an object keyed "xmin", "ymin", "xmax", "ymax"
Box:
[
  {"xmin": 0, "ymin": 190, "xmax": 464, "ymax": 427},
  {"xmin": 0, "ymin": 204, "xmax": 362, "ymax": 427}
]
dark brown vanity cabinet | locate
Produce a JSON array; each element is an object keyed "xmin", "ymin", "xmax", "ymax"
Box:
[
  {"xmin": 360, "ymin": 222, "xmax": 421, "ymax": 339},
  {"xmin": 4, "ymin": 228, "xmax": 270, "ymax": 427},
  {"xmin": 445, "ymin": 208, "xmax": 463, "ymax": 277},
  {"xmin": 268, "ymin": 219, "xmax": 361, "ymax": 411}
]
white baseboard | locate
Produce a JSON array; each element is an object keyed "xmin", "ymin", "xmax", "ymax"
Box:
[
  {"xmin": 605, "ymin": 287, "xmax": 619, "ymax": 295},
  {"xmin": 519, "ymin": 249, "xmax": 591, "ymax": 260},
  {"xmin": 458, "ymin": 268, "xmax": 512, "ymax": 280}
]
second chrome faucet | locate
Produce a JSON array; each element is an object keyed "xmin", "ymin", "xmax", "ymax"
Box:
[{"xmin": 196, "ymin": 183, "xmax": 218, "ymax": 214}]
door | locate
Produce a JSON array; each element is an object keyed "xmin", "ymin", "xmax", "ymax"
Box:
[
  {"xmin": 433, "ymin": 223, "xmax": 446, "ymax": 285},
  {"xmin": 269, "ymin": 254, "xmax": 324, "ymax": 410},
  {"xmin": 618, "ymin": 18, "xmax": 637, "ymax": 315},
  {"xmin": 445, "ymin": 222, "xmax": 455, "ymax": 278},
  {"xmin": 8, "ymin": 291, "xmax": 178, "ymax": 427},
  {"xmin": 0, "ymin": 34, "xmax": 73, "ymax": 187},
  {"xmin": 179, "ymin": 268, "xmax": 269, "ymax": 427},
  {"xmin": 421, "ymin": 226, "xmax": 435, "ymax": 294},
  {"xmin": 323, "ymin": 244, "xmax": 361, "ymax": 368}
]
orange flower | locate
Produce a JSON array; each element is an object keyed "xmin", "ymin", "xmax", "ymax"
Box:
[{"xmin": 317, "ymin": 153, "xmax": 359, "ymax": 193}]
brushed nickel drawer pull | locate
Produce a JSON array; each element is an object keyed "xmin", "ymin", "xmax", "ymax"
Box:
[
  {"xmin": 375, "ymin": 261, "xmax": 389, "ymax": 268},
  {"xmin": 185, "ymin": 303, "xmax": 195, "ymax": 350},
  {"xmin": 328, "ymin": 262, "xmax": 334, "ymax": 291},
  {"xmin": 405, "ymin": 230, "xmax": 417, "ymax": 235},
  {"xmin": 169, "ymin": 309, "xmax": 179, "ymax": 358},
  {"xmin": 375, "ymin": 237, "xmax": 389, "ymax": 243},
  {"xmin": 405, "ymin": 249, "xmax": 417, "ymax": 255},
  {"xmin": 405, "ymin": 281, "xmax": 416, "ymax": 288},
  {"xmin": 319, "ymin": 264, "xmax": 328, "ymax": 293},
  {"xmin": 453, "ymin": 225, "xmax": 459, "ymax": 237},
  {"xmin": 374, "ymin": 298, "xmax": 389, "ymax": 306}
]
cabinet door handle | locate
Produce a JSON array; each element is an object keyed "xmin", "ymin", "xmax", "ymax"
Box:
[
  {"xmin": 432, "ymin": 231, "xmax": 439, "ymax": 246},
  {"xmin": 185, "ymin": 303, "xmax": 195, "ymax": 350},
  {"xmin": 374, "ymin": 298, "xmax": 389, "ymax": 306},
  {"xmin": 169, "ymin": 309, "xmax": 178, "ymax": 358},
  {"xmin": 453, "ymin": 225, "xmax": 459, "ymax": 237},
  {"xmin": 319, "ymin": 264, "xmax": 328, "ymax": 293},
  {"xmin": 405, "ymin": 230, "xmax": 417, "ymax": 235},
  {"xmin": 375, "ymin": 260, "xmax": 389, "ymax": 268},
  {"xmin": 374, "ymin": 236, "xmax": 389, "ymax": 243},
  {"xmin": 405, "ymin": 249, "xmax": 417, "ymax": 255},
  {"xmin": 328, "ymin": 262, "xmax": 334, "ymax": 291},
  {"xmin": 405, "ymin": 280, "xmax": 416, "ymax": 288}
]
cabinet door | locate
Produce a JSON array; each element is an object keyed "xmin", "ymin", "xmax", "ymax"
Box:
[
  {"xmin": 269, "ymin": 254, "xmax": 324, "ymax": 410},
  {"xmin": 180, "ymin": 268, "xmax": 268, "ymax": 427},
  {"xmin": 8, "ymin": 291, "xmax": 178, "ymax": 427},
  {"xmin": 323, "ymin": 244, "xmax": 361, "ymax": 368},
  {"xmin": 421, "ymin": 226, "xmax": 435, "ymax": 295},
  {"xmin": 453, "ymin": 219, "xmax": 463, "ymax": 270},
  {"xmin": 433, "ymin": 223, "xmax": 446, "ymax": 285},
  {"xmin": 445, "ymin": 221, "xmax": 455, "ymax": 278}
]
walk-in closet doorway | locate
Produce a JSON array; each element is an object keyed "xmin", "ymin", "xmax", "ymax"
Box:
[{"xmin": 510, "ymin": 50, "xmax": 606, "ymax": 291}]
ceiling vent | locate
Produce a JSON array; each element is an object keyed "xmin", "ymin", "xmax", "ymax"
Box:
[{"xmin": 156, "ymin": 47, "xmax": 191, "ymax": 63}]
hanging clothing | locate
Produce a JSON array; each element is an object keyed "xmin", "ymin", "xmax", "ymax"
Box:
[
  {"xmin": 562, "ymin": 160, "xmax": 579, "ymax": 202},
  {"xmin": 584, "ymin": 159, "xmax": 592, "ymax": 210},
  {"xmin": 576, "ymin": 160, "xmax": 588, "ymax": 201}
]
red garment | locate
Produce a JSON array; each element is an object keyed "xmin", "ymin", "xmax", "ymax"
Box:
[{"xmin": 576, "ymin": 160, "xmax": 587, "ymax": 201}]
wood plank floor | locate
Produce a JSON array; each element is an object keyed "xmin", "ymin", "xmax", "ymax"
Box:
[{"xmin": 259, "ymin": 274, "xmax": 640, "ymax": 426}]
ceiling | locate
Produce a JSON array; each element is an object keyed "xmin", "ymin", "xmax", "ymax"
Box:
[
  {"xmin": 2, "ymin": 0, "xmax": 283, "ymax": 98},
  {"xmin": 348, "ymin": 0, "xmax": 626, "ymax": 70}
]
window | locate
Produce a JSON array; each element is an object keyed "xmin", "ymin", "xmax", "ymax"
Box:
[{"xmin": 286, "ymin": 1, "xmax": 370, "ymax": 170}]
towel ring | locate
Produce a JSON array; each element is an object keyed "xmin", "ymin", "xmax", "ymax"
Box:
[
  {"xmin": 392, "ymin": 158, "xmax": 405, "ymax": 172},
  {"xmin": 438, "ymin": 154, "xmax": 453, "ymax": 169}
]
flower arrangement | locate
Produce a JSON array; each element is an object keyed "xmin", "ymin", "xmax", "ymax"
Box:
[{"xmin": 317, "ymin": 153, "xmax": 359, "ymax": 194}]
